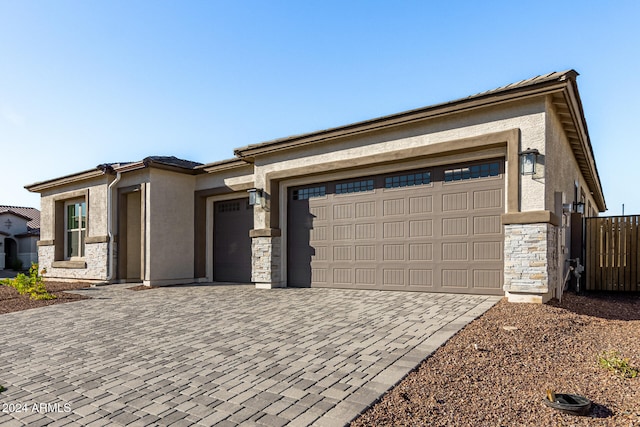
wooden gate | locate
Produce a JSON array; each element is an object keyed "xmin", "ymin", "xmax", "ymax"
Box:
[{"xmin": 585, "ymin": 216, "xmax": 640, "ymax": 291}]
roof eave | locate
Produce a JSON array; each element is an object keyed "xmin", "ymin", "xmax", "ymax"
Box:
[
  {"xmin": 557, "ymin": 81, "xmax": 607, "ymax": 211},
  {"xmin": 25, "ymin": 167, "xmax": 112, "ymax": 193},
  {"xmin": 195, "ymin": 158, "xmax": 252, "ymax": 173}
]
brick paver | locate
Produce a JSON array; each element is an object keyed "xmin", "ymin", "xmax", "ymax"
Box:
[{"xmin": 0, "ymin": 284, "xmax": 499, "ymax": 426}]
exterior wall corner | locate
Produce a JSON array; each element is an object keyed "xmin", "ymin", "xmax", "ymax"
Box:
[
  {"xmin": 503, "ymin": 222, "xmax": 557, "ymax": 303},
  {"xmin": 251, "ymin": 235, "xmax": 283, "ymax": 288}
]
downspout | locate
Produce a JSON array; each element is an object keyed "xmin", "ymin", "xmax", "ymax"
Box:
[{"xmin": 106, "ymin": 171, "xmax": 122, "ymax": 282}]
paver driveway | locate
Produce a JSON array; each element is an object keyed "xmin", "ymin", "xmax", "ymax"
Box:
[{"xmin": 0, "ymin": 284, "xmax": 499, "ymax": 426}]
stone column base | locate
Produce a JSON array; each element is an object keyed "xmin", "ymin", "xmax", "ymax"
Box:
[
  {"xmin": 250, "ymin": 230, "xmax": 282, "ymax": 289},
  {"xmin": 255, "ymin": 282, "xmax": 285, "ymax": 289},
  {"xmin": 505, "ymin": 291, "xmax": 552, "ymax": 304}
]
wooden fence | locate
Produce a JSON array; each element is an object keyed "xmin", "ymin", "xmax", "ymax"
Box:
[{"xmin": 585, "ymin": 215, "xmax": 640, "ymax": 292}]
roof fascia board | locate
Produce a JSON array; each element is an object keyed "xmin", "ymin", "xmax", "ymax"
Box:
[
  {"xmin": 196, "ymin": 159, "xmax": 251, "ymax": 173},
  {"xmin": 235, "ymin": 82, "xmax": 568, "ymax": 159},
  {"xmin": 25, "ymin": 168, "xmax": 108, "ymax": 193},
  {"xmin": 113, "ymin": 161, "xmax": 146, "ymax": 173}
]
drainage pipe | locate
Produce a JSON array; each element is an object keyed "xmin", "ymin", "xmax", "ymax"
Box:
[{"xmin": 106, "ymin": 171, "xmax": 122, "ymax": 282}]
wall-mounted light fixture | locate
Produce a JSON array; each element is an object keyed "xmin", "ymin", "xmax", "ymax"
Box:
[
  {"xmin": 573, "ymin": 201, "xmax": 585, "ymax": 215},
  {"xmin": 519, "ymin": 148, "xmax": 540, "ymax": 175},
  {"xmin": 247, "ymin": 188, "xmax": 263, "ymax": 206}
]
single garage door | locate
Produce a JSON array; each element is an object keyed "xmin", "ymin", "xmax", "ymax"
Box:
[
  {"xmin": 213, "ymin": 198, "xmax": 253, "ymax": 282},
  {"xmin": 287, "ymin": 159, "xmax": 504, "ymax": 295}
]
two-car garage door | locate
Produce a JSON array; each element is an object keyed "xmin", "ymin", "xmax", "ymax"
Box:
[{"xmin": 287, "ymin": 159, "xmax": 505, "ymax": 295}]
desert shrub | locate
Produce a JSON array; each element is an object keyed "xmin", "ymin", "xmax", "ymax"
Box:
[
  {"xmin": 598, "ymin": 350, "xmax": 638, "ymax": 379},
  {"xmin": 0, "ymin": 263, "xmax": 55, "ymax": 301}
]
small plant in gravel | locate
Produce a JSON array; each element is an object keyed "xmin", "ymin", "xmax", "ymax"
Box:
[
  {"xmin": 0, "ymin": 385, "xmax": 5, "ymax": 393},
  {"xmin": 598, "ymin": 350, "xmax": 638, "ymax": 379},
  {"xmin": 0, "ymin": 263, "xmax": 55, "ymax": 301}
]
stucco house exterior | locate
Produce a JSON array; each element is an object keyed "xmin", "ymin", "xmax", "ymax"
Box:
[
  {"xmin": 0, "ymin": 206, "xmax": 40, "ymax": 270},
  {"xmin": 25, "ymin": 70, "xmax": 605, "ymax": 303}
]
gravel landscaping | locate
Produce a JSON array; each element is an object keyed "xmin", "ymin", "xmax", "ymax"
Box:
[
  {"xmin": 0, "ymin": 279, "xmax": 91, "ymax": 314},
  {"xmin": 351, "ymin": 292, "xmax": 640, "ymax": 427}
]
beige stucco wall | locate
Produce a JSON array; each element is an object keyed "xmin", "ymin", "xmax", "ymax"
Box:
[
  {"xmin": 145, "ymin": 168, "xmax": 196, "ymax": 285},
  {"xmin": 195, "ymin": 165, "xmax": 254, "ymax": 192},
  {"xmin": 39, "ymin": 176, "xmax": 111, "ymax": 241},
  {"xmin": 36, "ymin": 174, "xmax": 111, "ymax": 280}
]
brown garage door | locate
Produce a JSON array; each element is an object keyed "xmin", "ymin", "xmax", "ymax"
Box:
[
  {"xmin": 213, "ymin": 198, "xmax": 253, "ymax": 282},
  {"xmin": 287, "ymin": 159, "xmax": 504, "ymax": 295}
]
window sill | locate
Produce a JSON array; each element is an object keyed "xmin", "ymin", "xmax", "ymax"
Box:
[{"xmin": 52, "ymin": 260, "xmax": 87, "ymax": 269}]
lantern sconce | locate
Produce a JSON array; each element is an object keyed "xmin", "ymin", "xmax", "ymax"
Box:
[
  {"xmin": 519, "ymin": 148, "xmax": 540, "ymax": 176},
  {"xmin": 573, "ymin": 201, "xmax": 585, "ymax": 215},
  {"xmin": 247, "ymin": 188, "xmax": 263, "ymax": 206}
]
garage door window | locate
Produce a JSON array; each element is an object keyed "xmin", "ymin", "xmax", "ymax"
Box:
[
  {"xmin": 444, "ymin": 162, "xmax": 500, "ymax": 182},
  {"xmin": 293, "ymin": 186, "xmax": 326, "ymax": 200},
  {"xmin": 336, "ymin": 179, "xmax": 374, "ymax": 194},
  {"xmin": 385, "ymin": 171, "xmax": 431, "ymax": 188}
]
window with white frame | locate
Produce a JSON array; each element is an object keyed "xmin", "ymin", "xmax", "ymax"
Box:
[{"xmin": 65, "ymin": 200, "xmax": 86, "ymax": 259}]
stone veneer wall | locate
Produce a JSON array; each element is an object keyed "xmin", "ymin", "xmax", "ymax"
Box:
[
  {"xmin": 251, "ymin": 236, "xmax": 282, "ymax": 287},
  {"xmin": 503, "ymin": 223, "xmax": 556, "ymax": 302},
  {"xmin": 38, "ymin": 242, "xmax": 108, "ymax": 281}
]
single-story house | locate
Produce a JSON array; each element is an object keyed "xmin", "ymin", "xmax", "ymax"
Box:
[
  {"xmin": 25, "ymin": 70, "xmax": 605, "ymax": 303},
  {"xmin": 0, "ymin": 206, "xmax": 40, "ymax": 270}
]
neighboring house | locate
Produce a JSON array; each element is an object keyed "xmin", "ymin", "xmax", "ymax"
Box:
[
  {"xmin": 25, "ymin": 70, "xmax": 606, "ymax": 303},
  {"xmin": 0, "ymin": 206, "xmax": 40, "ymax": 270}
]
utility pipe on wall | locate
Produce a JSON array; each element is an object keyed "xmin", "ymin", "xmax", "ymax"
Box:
[{"xmin": 106, "ymin": 171, "xmax": 122, "ymax": 282}]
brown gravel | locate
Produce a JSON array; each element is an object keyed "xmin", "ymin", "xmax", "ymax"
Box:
[
  {"xmin": 0, "ymin": 280, "xmax": 91, "ymax": 315},
  {"xmin": 351, "ymin": 292, "xmax": 640, "ymax": 427}
]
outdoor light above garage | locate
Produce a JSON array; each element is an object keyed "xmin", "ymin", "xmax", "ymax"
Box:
[
  {"xmin": 247, "ymin": 188, "xmax": 263, "ymax": 206},
  {"xmin": 519, "ymin": 148, "xmax": 540, "ymax": 175}
]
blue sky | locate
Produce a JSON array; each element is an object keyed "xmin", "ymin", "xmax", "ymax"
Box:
[{"xmin": 1, "ymin": 1, "xmax": 638, "ymax": 215}]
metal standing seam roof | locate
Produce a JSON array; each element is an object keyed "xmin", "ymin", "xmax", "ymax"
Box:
[{"xmin": 233, "ymin": 70, "xmax": 580, "ymax": 156}]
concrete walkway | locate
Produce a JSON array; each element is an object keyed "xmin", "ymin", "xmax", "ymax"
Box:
[{"xmin": 0, "ymin": 284, "xmax": 500, "ymax": 426}]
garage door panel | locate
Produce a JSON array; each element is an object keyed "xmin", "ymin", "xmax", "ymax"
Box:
[
  {"xmin": 409, "ymin": 219, "xmax": 433, "ymax": 237},
  {"xmin": 333, "ymin": 245, "xmax": 352, "ymax": 261},
  {"xmin": 355, "ymin": 223, "xmax": 376, "ymax": 239},
  {"xmin": 409, "ymin": 243, "xmax": 433, "ymax": 261},
  {"xmin": 473, "ymin": 270, "xmax": 502, "ymax": 289},
  {"xmin": 473, "ymin": 215, "xmax": 501, "ymax": 234},
  {"xmin": 442, "ymin": 242, "xmax": 468, "ymax": 261},
  {"xmin": 409, "ymin": 269, "xmax": 433, "ymax": 287},
  {"xmin": 288, "ymin": 159, "xmax": 504, "ymax": 294},
  {"xmin": 383, "ymin": 244, "xmax": 405, "ymax": 261},
  {"xmin": 355, "ymin": 245, "xmax": 376, "ymax": 260},
  {"xmin": 442, "ymin": 192, "xmax": 468, "ymax": 211},
  {"xmin": 383, "ymin": 221, "xmax": 405, "ymax": 238},
  {"xmin": 333, "ymin": 204, "xmax": 353, "ymax": 219},
  {"xmin": 474, "ymin": 188, "xmax": 503, "ymax": 209},
  {"xmin": 383, "ymin": 199, "xmax": 405, "ymax": 215},
  {"xmin": 442, "ymin": 217, "xmax": 468, "ymax": 236},
  {"xmin": 474, "ymin": 242, "xmax": 502, "ymax": 261},
  {"xmin": 442, "ymin": 269, "xmax": 469, "ymax": 288},
  {"xmin": 409, "ymin": 195, "xmax": 433, "ymax": 213}
]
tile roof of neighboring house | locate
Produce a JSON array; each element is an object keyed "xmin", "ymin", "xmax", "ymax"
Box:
[{"xmin": 0, "ymin": 206, "xmax": 41, "ymax": 231}]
